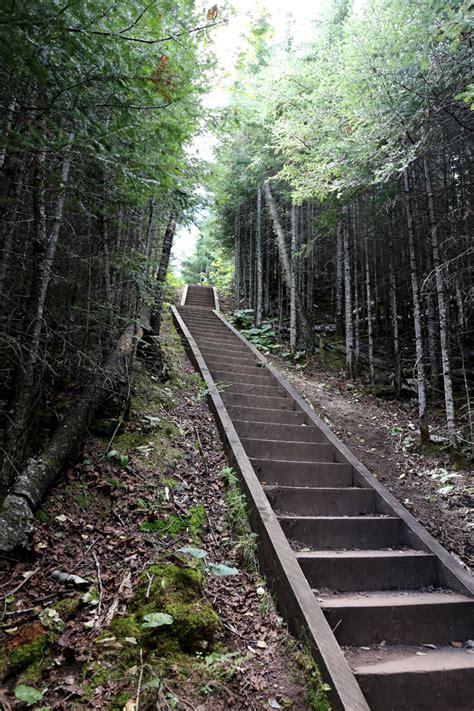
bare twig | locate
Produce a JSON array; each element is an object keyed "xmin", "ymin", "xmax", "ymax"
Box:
[
  {"xmin": 92, "ymin": 551, "xmax": 103, "ymax": 623},
  {"xmin": 136, "ymin": 647, "xmax": 145, "ymax": 711}
]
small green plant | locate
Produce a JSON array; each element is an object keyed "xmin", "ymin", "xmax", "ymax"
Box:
[
  {"xmin": 232, "ymin": 310, "xmax": 281, "ymax": 353},
  {"xmin": 14, "ymin": 685, "xmax": 46, "ymax": 706},
  {"xmin": 220, "ymin": 467, "xmax": 258, "ymax": 570},
  {"xmin": 176, "ymin": 546, "xmax": 239, "ymax": 576},
  {"xmin": 107, "ymin": 449, "xmax": 129, "ymax": 468}
]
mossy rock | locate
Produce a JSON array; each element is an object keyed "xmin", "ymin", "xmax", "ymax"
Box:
[{"xmin": 110, "ymin": 564, "xmax": 220, "ymax": 656}]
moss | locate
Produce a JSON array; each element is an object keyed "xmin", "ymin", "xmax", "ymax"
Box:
[
  {"xmin": 110, "ymin": 564, "xmax": 219, "ymax": 658},
  {"xmin": 34, "ymin": 509, "xmax": 49, "ymax": 523},
  {"xmin": 82, "ymin": 661, "xmax": 121, "ymax": 699},
  {"xmin": 111, "ymin": 691, "xmax": 132, "ymax": 710},
  {"xmin": 293, "ymin": 649, "xmax": 331, "ymax": 711},
  {"xmin": 53, "ymin": 596, "xmax": 81, "ymax": 619},
  {"xmin": 90, "ymin": 418, "xmax": 125, "ymax": 436},
  {"xmin": 164, "ymin": 600, "xmax": 220, "ymax": 652},
  {"xmin": 8, "ymin": 635, "xmax": 48, "ymax": 677},
  {"xmin": 140, "ymin": 505, "xmax": 206, "ymax": 543}
]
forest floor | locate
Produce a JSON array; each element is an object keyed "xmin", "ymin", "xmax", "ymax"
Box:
[
  {"xmin": 0, "ymin": 313, "xmax": 328, "ymax": 711},
  {"xmin": 270, "ymin": 352, "xmax": 473, "ymax": 569}
]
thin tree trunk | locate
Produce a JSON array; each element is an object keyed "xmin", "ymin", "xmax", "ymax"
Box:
[
  {"xmin": 255, "ymin": 186, "xmax": 263, "ymax": 327},
  {"xmin": 336, "ymin": 222, "xmax": 343, "ymax": 334},
  {"xmin": 263, "ymin": 182, "xmax": 309, "ymax": 345},
  {"xmin": 388, "ymin": 234, "xmax": 401, "ymax": 397},
  {"xmin": 150, "ymin": 209, "xmax": 178, "ymax": 337},
  {"xmin": 365, "ymin": 232, "xmax": 375, "ymax": 384},
  {"xmin": 403, "ymin": 167, "xmax": 428, "ymax": 443},
  {"xmin": 290, "ymin": 203, "xmax": 297, "ymax": 352},
  {"xmin": 342, "ymin": 210, "xmax": 354, "ymax": 379},
  {"xmin": 234, "ymin": 215, "xmax": 241, "ymax": 308},
  {"xmin": 423, "ymin": 156, "xmax": 457, "ymax": 448}
]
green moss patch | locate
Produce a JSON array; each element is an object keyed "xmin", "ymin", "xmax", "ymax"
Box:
[
  {"xmin": 110, "ymin": 564, "xmax": 220, "ymax": 657},
  {"xmin": 140, "ymin": 504, "xmax": 206, "ymax": 542}
]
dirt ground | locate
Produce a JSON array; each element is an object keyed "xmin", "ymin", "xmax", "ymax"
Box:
[
  {"xmin": 271, "ymin": 354, "xmax": 473, "ymax": 570},
  {"xmin": 0, "ymin": 315, "xmax": 327, "ymax": 710}
]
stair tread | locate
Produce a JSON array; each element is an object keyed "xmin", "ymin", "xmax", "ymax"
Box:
[
  {"xmin": 350, "ymin": 646, "xmax": 474, "ymax": 674},
  {"xmin": 278, "ymin": 514, "xmax": 398, "ymax": 520},
  {"xmin": 297, "ymin": 549, "xmax": 433, "ymax": 558},
  {"xmin": 319, "ymin": 591, "xmax": 472, "ymax": 607}
]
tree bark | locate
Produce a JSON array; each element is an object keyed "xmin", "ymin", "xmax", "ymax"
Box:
[
  {"xmin": 365, "ymin": 232, "xmax": 375, "ymax": 384},
  {"xmin": 255, "ymin": 186, "xmax": 263, "ymax": 327},
  {"xmin": 290, "ymin": 203, "xmax": 297, "ymax": 352},
  {"xmin": 263, "ymin": 182, "xmax": 309, "ymax": 345},
  {"xmin": 149, "ymin": 208, "xmax": 177, "ymax": 337},
  {"xmin": 1, "ymin": 134, "xmax": 75, "ymax": 489},
  {"xmin": 342, "ymin": 211, "xmax": 355, "ymax": 379},
  {"xmin": 423, "ymin": 156, "xmax": 457, "ymax": 448},
  {"xmin": 403, "ymin": 167, "xmax": 428, "ymax": 443}
]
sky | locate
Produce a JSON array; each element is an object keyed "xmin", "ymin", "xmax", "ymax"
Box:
[{"xmin": 172, "ymin": 0, "xmax": 330, "ymax": 273}]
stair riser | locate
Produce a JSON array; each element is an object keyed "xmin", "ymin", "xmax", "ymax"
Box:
[
  {"xmin": 323, "ymin": 601, "xmax": 474, "ymax": 646},
  {"xmin": 298, "ymin": 556, "xmax": 438, "ymax": 591},
  {"xmin": 206, "ymin": 362, "xmax": 269, "ymax": 376},
  {"xmin": 267, "ymin": 489, "xmax": 376, "ymax": 516},
  {"xmin": 221, "ymin": 393, "xmax": 297, "ymax": 410},
  {"xmin": 251, "ymin": 460, "xmax": 352, "ymax": 486},
  {"xmin": 356, "ymin": 667, "xmax": 474, "ymax": 711},
  {"xmin": 229, "ymin": 407, "xmax": 307, "ymax": 425},
  {"xmin": 235, "ymin": 421, "xmax": 325, "ymax": 442},
  {"xmin": 211, "ymin": 371, "xmax": 276, "ymax": 386},
  {"xmin": 200, "ymin": 350, "xmax": 257, "ymax": 364},
  {"xmin": 226, "ymin": 384, "xmax": 287, "ymax": 398},
  {"xmin": 242, "ymin": 439, "xmax": 333, "ymax": 462},
  {"xmin": 280, "ymin": 517, "xmax": 401, "ymax": 549},
  {"xmin": 193, "ymin": 338, "xmax": 250, "ymax": 351},
  {"xmin": 193, "ymin": 337, "xmax": 249, "ymax": 349}
]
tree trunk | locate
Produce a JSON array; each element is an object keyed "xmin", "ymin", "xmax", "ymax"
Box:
[
  {"xmin": 388, "ymin": 234, "xmax": 401, "ymax": 397},
  {"xmin": 255, "ymin": 186, "xmax": 263, "ymax": 327},
  {"xmin": 335, "ymin": 222, "xmax": 343, "ymax": 334},
  {"xmin": 342, "ymin": 211, "xmax": 354, "ymax": 379},
  {"xmin": 149, "ymin": 209, "xmax": 178, "ymax": 337},
  {"xmin": 234, "ymin": 215, "xmax": 241, "ymax": 307},
  {"xmin": 1, "ymin": 134, "xmax": 75, "ymax": 489},
  {"xmin": 365, "ymin": 232, "xmax": 375, "ymax": 384},
  {"xmin": 263, "ymin": 182, "xmax": 309, "ymax": 344},
  {"xmin": 403, "ymin": 167, "xmax": 428, "ymax": 443},
  {"xmin": 290, "ymin": 203, "xmax": 297, "ymax": 352},
  {"xmin": 423, "ymin": 156, "xmax": 457, "ymax": 448}
]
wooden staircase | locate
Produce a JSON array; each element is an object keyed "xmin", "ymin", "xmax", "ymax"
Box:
[{"xmin": 172, "ymin": 285, "xmax": 474, "ymax": 711}]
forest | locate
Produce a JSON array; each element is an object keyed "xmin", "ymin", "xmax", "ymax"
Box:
[
  {"xmin": 0, "ymin": 0, "xmax": 473, "ymax": 709},
  {"xmin": 185, "ymin": 0, "xmax": 473, "ymax": 454}
]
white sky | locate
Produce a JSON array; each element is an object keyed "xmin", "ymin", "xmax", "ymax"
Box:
[{"xmin": 172, "ymin": 0, "xmax": 330, "ymax": 273}]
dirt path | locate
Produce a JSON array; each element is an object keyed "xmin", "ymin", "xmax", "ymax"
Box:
[
  {"xmin": 271, "ymin": 356, "xmax": 473, "ymax": 570},
  {"xmin": 0, "ymin": 316, "xmax": 327, "ymax": 710}
]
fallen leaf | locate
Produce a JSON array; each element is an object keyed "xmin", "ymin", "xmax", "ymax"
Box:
[
  {"xmin": 451, "ymin": 641, "xmax": 463, "ymax": 648},
  {"xmin": 123, "ymin": 700, "xmax": 136, "ymax": 711},
  {"xmin": 256, "ymin": 640, "xmax": 268, "ymax": 649},
  {"xmin": 268, "ymin": 699, "xmax": 282, "ymax": 709}
]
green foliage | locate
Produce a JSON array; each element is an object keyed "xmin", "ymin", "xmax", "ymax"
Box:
[
  {"xmin": 233, "ymin": 311, "xmax": 280, "ymax": 353},
  {"xmin": 220, "ymin": 467, "xmax": 258, "ymax": 570},
  {"xmin": 142, "ymin": 612, "xmax": 175, "ymax": 628},
  {"xmin": 14, "ymin": 685, "xmax": 46, "ymax": 705}
]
